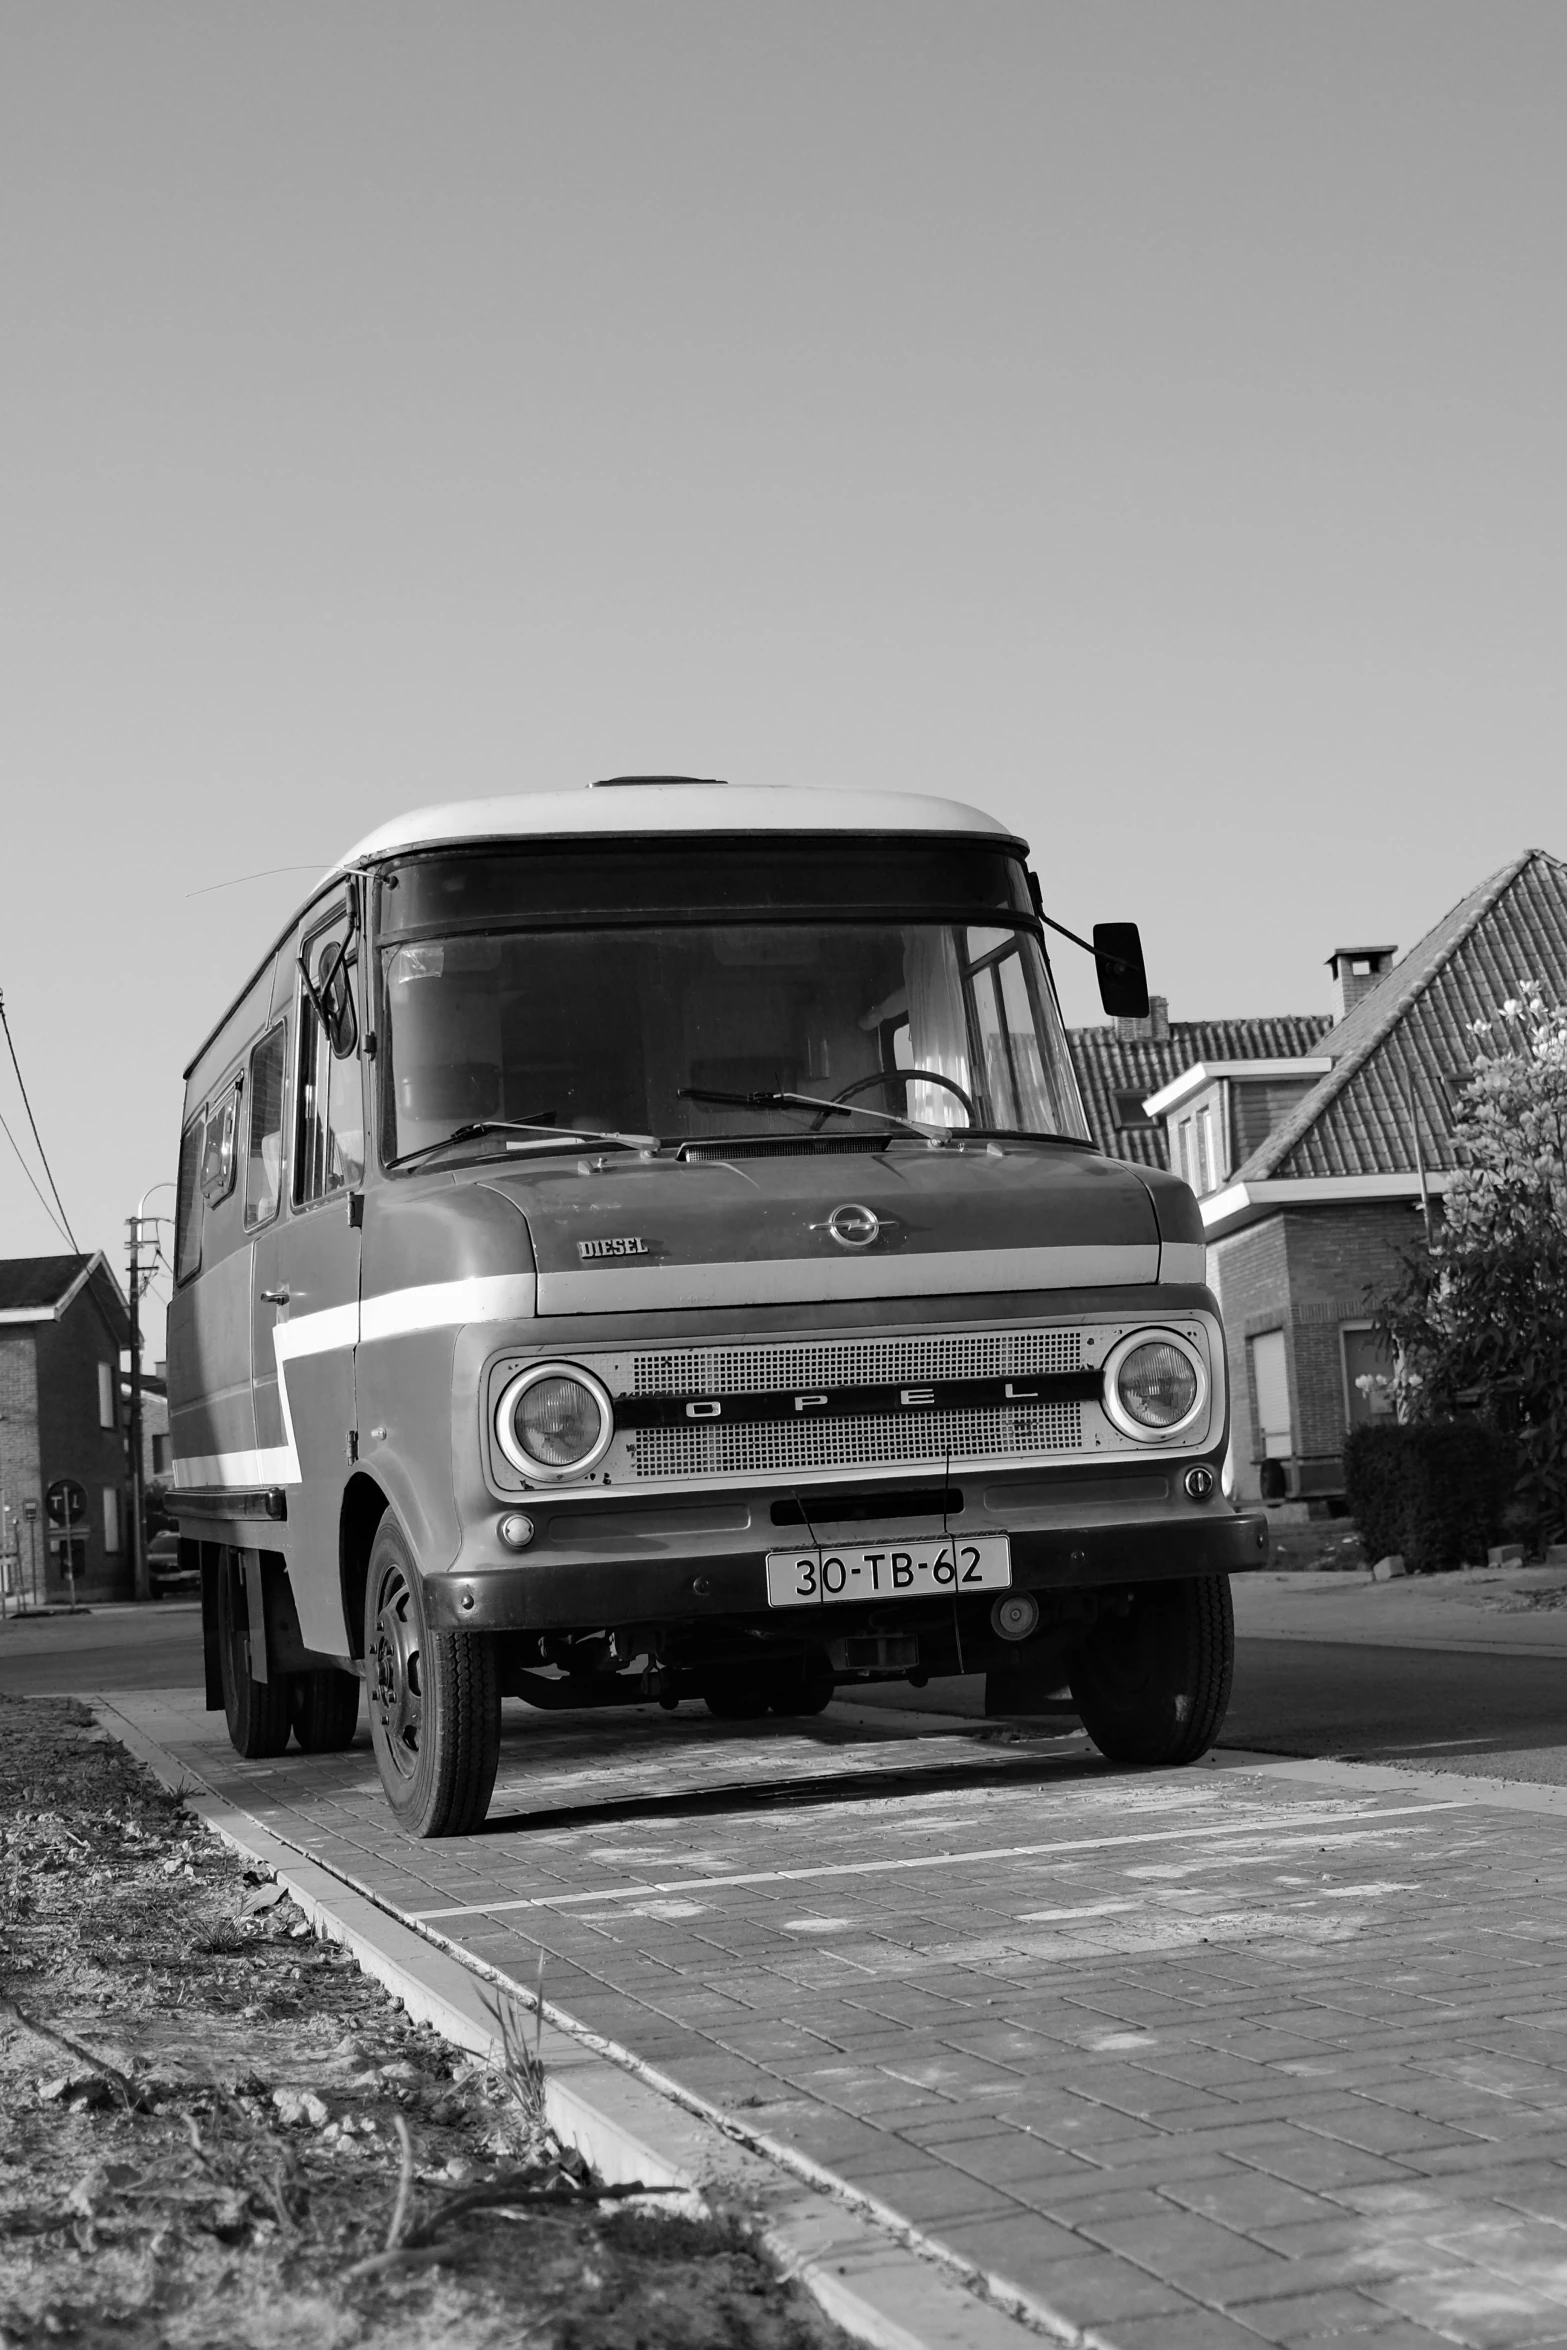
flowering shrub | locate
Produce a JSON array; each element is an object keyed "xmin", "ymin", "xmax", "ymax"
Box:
[{"xmin": 1377, "ymin": 983, "xmax": 1567, "ymax": 1548}]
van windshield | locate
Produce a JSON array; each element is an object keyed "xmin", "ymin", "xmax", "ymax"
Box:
[{"xmin": 380, "ymin": 919, "xmax": 1089, "ymax": 1163}]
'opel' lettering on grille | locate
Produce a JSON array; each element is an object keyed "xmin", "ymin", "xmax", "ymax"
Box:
[{"xmin": 577, "ymin": 1236, "xmax": 651, "ymax": 1261}]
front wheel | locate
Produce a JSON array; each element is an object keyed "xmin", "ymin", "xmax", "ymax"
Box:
[
  {"xmin": 1068, "ymin": 1575, "xmax": 1234, "ymax": 1766},
  {"xmin": 216, "ymin": 1549, "xmax": 292, "ymax": 1760},
  {"xmin": 364, "ymin": 1516, "xmax": 500, "ymax": 1836}
]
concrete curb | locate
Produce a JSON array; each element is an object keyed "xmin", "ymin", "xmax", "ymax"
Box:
[
  {"xmin": 93, "ymin": 1694, "xmax": 1119, "ymax": 2350},
  {"xmin": 1213, "ymin": 1746, "xmax": 1567, "ymax": 1817}
]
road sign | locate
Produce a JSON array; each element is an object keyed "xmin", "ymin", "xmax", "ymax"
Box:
[{"xmin": 45, "ymin": 1478, "xmax": 86, "ymax": 1529}]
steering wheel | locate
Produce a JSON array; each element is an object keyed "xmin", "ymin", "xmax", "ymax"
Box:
[{"xmin": 809, "ymin": 1067, "xmax": 976, "ymax": 1131}]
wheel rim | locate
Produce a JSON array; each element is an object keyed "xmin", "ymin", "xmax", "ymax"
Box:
[{"xmin": 368, "ymin": 1563, "xmax": 424, "ymax": 1783}]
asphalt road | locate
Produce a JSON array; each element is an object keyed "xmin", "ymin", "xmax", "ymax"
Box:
[
  {"xmin": 0, "ymin": 1603, "xmax": 203, "ymax": 1694},
  {"xmin": 4, "ymin": 1602, "xmax": 1562, "ymax": 1782}
]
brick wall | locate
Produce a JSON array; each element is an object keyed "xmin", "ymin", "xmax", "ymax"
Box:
[
  {"xmin": 34, "ymin": 1290, "xmax": 132, "ymax": 1600},
  {"xmin": 0, "ymin": 1332, "xmax": 42, "ymax": 1601},
  {"xmin": 1210, "ymin": 1200, "xmax": 1418, "ymax": 1501}
]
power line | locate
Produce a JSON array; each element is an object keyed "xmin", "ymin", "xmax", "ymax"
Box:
[
  {"xmin": 0, "ymin": 988, "xmax": 79, "ymax": 1251},
  {"xmin": 0, "ymin": 1098, "xmax": 73, "ymax": 1246}
]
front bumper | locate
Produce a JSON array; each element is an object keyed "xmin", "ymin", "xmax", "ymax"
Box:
[{"xmin": 423, "ymin": 1505, "xmax": 1268, "ymax": 1631}]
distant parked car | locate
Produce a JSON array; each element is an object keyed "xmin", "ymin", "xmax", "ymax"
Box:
[{"xmin": 146, "ymin": 1532, "xmax": 198, "ymax": 1600}]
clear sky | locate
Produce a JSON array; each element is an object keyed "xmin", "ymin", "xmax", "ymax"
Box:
[{"xmin": 3, "ymin": 3, "xmax": 1565, "ymax": 1361}]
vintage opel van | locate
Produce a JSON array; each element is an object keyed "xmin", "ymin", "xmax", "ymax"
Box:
[{"xmin": 168, "ymin": 782, "xmax": 1266, "ymax": 1836}]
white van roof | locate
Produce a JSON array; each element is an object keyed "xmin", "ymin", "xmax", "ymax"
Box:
[{"xmin": 330, "ymin": 783, "xmax": 1018, "ymax": 875}]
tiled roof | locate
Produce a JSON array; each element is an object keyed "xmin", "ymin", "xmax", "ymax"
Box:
[
  {"xmin": 1234, "ymin": 850, "xmax": 1567, "ymax": 1182},
  {"xmin": 1070, "ymin": 1017, "xmax": 1334, "ymax": 1166},
  {"xmin": 0, "ymin": 1252, "xmax": 130, "ymax": 1342},
  {"xmin": 0, "ymin": 1254, "xmax": 94, "ymax": 1312}
]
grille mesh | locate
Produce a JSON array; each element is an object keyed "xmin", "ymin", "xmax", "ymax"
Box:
[
  {"xmin": 630, "ymin": 1329, "xmax": 1082, "ymax": 1398},
  {"xmin": 629, "ymin": 1402, "xmax": 1082, "ymax": 1479}
]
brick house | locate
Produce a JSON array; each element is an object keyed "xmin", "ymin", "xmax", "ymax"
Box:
[
  {"xmin": 0, "ymin": 1254, "xmax": 133, "ymax": 1603},
  {"xmin": 1071, "ymin": 849, "xmax": 1567, "ymax": 1507}
]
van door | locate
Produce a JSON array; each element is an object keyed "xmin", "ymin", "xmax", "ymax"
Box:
[{"xmin": 252, "ymin": 903, "xmax": 366, "ymax": 1657}]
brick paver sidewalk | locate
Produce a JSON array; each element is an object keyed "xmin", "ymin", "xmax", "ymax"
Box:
[{"xmin": 111, "ymin": 1689, "xmax": 1567, "ymax": 2349}]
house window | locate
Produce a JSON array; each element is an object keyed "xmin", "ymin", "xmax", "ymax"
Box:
[
  {"xmin": 1195, "ymin": 1105, "xmax": 1214, "ymax": 1193},
  {"xmin": 1176, "ymin": 1121, "xmax": 1192, "ymax": 1185},
  {"xmin": 151, "ymin": 1433, "xmax": 169, "ymax": 1476},
  {"xmin": 1112, "ymin": 1089, "xmax": 1158, "ymax": 1132},
  {"xmin": 103, "ymin": 1486, "xmax": 121, "ymax": 1555},
  {"xmin": 97, "ymin": 1363, "xmax": 115, "ymax": 1430},
  {"xmin": 1341, "ymin": 1323, "xmax": 1396, "ymax": 1428},
  {"xmin": 1249, "ymin": 1329, "xmax": 1293, "ymax": 1458}
]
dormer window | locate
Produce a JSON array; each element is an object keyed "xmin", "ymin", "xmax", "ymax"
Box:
[{"xmin": 1112, "ymin": 1089, "xmax": 1159, "ymax": 1132}]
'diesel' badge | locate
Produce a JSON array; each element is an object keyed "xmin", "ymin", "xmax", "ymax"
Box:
[{"xmin": 577, "ymin": 1237, "xmax": 651, "ymax": 1261}]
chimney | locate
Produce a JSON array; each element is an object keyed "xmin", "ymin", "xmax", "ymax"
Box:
[
  {"xmin": 1326, "ymin": 946, "xmax": 1397, "ymax": 1024},
  {"xmin": 1114, "ymin": 994, "xmax": 1169, "ymax": 1043}
]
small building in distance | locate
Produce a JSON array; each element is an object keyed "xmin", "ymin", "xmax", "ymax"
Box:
[
  {"xmin": 1070, "ymin": 850, "xmax": 1567, "ymax": 1509},
  {"xmin": 0, "ymin": 1253, "xmax": 133, "ymax": 1603}
]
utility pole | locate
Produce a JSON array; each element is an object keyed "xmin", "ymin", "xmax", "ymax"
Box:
[
  {"xmin": 127, "ymin": 1211, "xmax": 147, "ymax": 1602},
  {"xmin": 126, "ymin": 1182, "xmax": 174, "ymax": 1603}
]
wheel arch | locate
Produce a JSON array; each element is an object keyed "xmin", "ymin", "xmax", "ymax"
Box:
[{"xmin": 340, "ymin": 1473, "xmax": 391, "ymax": 1659}]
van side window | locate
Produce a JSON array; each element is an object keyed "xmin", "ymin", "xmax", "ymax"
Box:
[
  {"xmin": 200, "ymin": 1080, "xmax": 242, "ymax": 1208},
  {"xmin": 295, "ymin": 943, "xmax": 365, "ymax": 1205},
  {"xmin": 174, "ymin": 1109, "xmax": 206, "ymax": 1284},
  {"xmin": 244, "ymin": 1025, "xmax": 287, "ymax": 1230}
]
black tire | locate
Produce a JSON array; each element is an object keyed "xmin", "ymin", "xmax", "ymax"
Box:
[
  {"xmin": 1068, "ymin": 1575, "xmax": 1234, "ymax": 1766},
  {"xmin": 703, "ymin": 1678, "xmax": 774, "ymax": 1721},
  {"xmin": 364, "ymin": 1516, "xmax": 500, "ymax": 1837},
  {"xmin": 216, "ymin": 1549, "xmax": 292, "ymax": 1760},
  {"xmin": 291, "ymin": 1668, "xmax": 361, "ymax": 1753},
  {"xmin": 767, "ymin": 1652, "xmax": 835, "ymax": 1717},
  {"xmin": 704, "ymin": 1653, "xmax": 835, "ymax": 1720}
]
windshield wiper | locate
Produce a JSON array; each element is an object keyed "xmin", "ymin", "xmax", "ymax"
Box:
[
  {"xmin": 678, "ymin": 1086, "xmax": 951, "ymax": 1144},
  {"xmin": 395, "ymin": 1118, "xmax": 659, "ymax": 1170}
]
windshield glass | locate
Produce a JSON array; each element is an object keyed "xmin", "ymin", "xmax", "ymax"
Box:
[{"xmin": 380, "ymin": 918, "xmax": 1089, "ymax": 1162}]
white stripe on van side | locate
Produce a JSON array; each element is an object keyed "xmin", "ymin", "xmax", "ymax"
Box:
[
  {"xmin": 536, "ymin": 1243, "xmax": 1160, "ymax": 1316},
  {"xmin": 359, "ymin": 1273, "xmax": 537, "ymax": 1341},
  {"xmin": 174, "ymin": 1445, "xmax": 296, "ymax": 1491},
  {"xmin": 1158, "ymin": 1242, "xmax": 1207, "ymax": 1285},
  {"xmin": 174, "ymin": 1277, "xmax": 538, "ymax": 1489}
]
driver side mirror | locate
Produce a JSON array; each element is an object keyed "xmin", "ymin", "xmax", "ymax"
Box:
[
  {"xmin": 315, "ymin": 936, "xmax": 359, "ymax": 1059},
  {"xmin": 1093, "ymin": 923, "xmax": 1149, "ymax": 1019}
]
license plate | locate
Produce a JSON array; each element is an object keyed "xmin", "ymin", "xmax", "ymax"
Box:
[{"xmin": 765, "ymin": 1534, "xmax": 1011, "ymax": 1609}]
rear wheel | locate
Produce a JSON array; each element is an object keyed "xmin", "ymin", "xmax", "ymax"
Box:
[
  {"xmin": 704, "ymin": 1652, "xmax": 835, "ymax": 1720},
  {"xmin": 1068, "ymin": 1575, "xmax": 1234, "ymax": 1766},
  {"xmin": 767, "ymin": 1652, "xmax": 834, "ymax": 1716},
  {"xmin": 365, "ymin": 1516, "xmax": 500, "ymax": 1837},
  {"xmin": 216, "ymin": 1550, "xmax": 292, "ymax": 1760},
  {"xmin": 291, "ymin": 1668, "xmax": 361, "ymax": 1752}
]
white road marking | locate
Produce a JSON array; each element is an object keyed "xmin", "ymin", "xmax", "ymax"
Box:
[
  {"xmin": 410, "ymin": 1799, "xmax": 1466, "ymax": 1920},
  {"xmin": 1125, "ymin": 1827, "xmax": 1426, "ymax": 1878},
  {"xmin": 1016, "ymin": 1900, "xmax": 1141, "ymax": 1923}
]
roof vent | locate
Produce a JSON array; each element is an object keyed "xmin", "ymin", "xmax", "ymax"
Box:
[
  {"xmin": 588, "ymin": 775, "xmax": 728, "ymax": 789},
  {"xmin": 1326, "ymin": 945, "xmax": 1397, "ymax": 1023}
]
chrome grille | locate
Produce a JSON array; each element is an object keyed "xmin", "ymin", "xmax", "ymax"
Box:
[
  {"xmin": 630, "ymin": 1328, "xmax": 1082, "ymax": 1399},
  {"xmin": 629, "ymin": 1401, "xmax": 1082, "ymax": 1480}
]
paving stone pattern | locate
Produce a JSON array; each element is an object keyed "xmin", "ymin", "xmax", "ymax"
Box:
[{"xmin": 121, "ymin": 1691, "xmax": 1567, "ymax": 2349}]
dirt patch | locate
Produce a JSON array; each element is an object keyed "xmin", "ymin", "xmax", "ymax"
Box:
[
  {"xmin": 1264, "ymin": 1524, "xmax": 1368, "ymax": 1574},
  {"xmin": 0, "ymin": 1694, "xmax": 848, "ymax": 2350}
]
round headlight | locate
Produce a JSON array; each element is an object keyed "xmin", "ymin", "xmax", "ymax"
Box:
[
  {"xmin": 495, "ymin": 1362, "xmax": 614, "ymax": 1480},
  {"xmin": 1102, "ymin": 1329, "xmax": 1206, "ymax": 1443}
]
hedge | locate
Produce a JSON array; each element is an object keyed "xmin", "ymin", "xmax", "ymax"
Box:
[{"xmin": 1343, "ymin": 1420, "xmax": 1514, "ymax": 1573}]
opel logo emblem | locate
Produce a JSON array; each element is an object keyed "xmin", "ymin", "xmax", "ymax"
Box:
[{"xmin": 825, "ymin": 1202, "xmax": 881, "ymax": 1251}]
